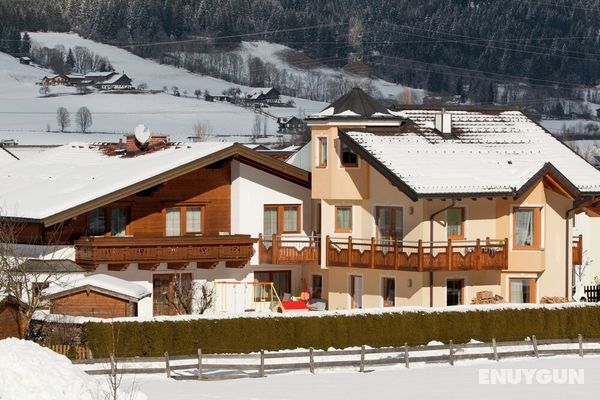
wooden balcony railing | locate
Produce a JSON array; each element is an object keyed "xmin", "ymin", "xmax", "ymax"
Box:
[
  {"xmin": 258, "ymin": 234, "xmax": 320, "ymax": 265},
  {"xmin": 326, "ymin": 236, "xmax": 508, "ymax": 272},
  {"xmin": 573, "ymin": 234, "xmax": 583, "ymax": 265},
  {"xmin": 75, "ymin": 235, "xmax": 257, "ymax": 270}
]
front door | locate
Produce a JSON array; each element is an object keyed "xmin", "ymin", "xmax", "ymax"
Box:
[{"xmin": 350, "ymin": 275, "xmax": 363, "ymax": 309}]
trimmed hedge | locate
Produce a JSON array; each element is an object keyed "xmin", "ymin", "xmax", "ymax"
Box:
[{"xmin": 81, "ymin": 305, "xmax": 600, "ymax": 357}]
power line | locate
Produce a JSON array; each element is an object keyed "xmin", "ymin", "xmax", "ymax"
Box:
[{"xmin": 379, "ymin": 22, "xmax": 600, "ymax": 61}]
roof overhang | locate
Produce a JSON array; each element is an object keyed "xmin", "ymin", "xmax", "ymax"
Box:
[
  {"xmin": 13, "ymin": 143, "xmax": 310, "ymax": 227},
  {"xmin": 339, "ymin": 132, "xmax": 585, "ymax": 202},
  {"xmin": 44, "ymin": 284, "xmax": 151, "ymax": 303}
]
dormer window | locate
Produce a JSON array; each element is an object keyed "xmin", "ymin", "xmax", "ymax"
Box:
[{"xmin": 340, "ymin": 142, "xmax": 358, "ymax": 167}]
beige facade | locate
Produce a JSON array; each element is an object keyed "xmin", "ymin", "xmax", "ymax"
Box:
[{"xmin": 306, "ymin": 122, "xmax": 577, "ymax": 310}]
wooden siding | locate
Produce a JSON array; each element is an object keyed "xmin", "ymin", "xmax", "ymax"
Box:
[
  {"xmin": 0, "ymin": 302, "xmax": 24, "ymax": 339},
  {"xmin": 15, "ymin": 162, "xmax": 232, "ymax": 244},
  {"xmin": 50, "ymin": 290, "xmax": 133, "ymax": 318}
]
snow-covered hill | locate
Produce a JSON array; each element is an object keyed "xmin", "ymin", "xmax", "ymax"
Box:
[{"xmin": 0, "ymin": 32, "xmax": 332, "ymax": 144}]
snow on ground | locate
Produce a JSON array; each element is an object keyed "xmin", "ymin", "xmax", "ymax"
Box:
[
  {"xmin": 0, "ymin": 338, "xmax": 145, "ymax": 400},
  {"xmin": 237, "ymin": 41, "xmax": 425, "ymax": 103},
  {"xmin": 0, "ymin": 51, "xmax": 277, "ymax": 142},
  {"xmin": 540, "ymin": 119, "xmax": 600, "ymax": 134},
  {"xmin": 119, "ymin": 356, "xmax": 600, "ymax": 400}
]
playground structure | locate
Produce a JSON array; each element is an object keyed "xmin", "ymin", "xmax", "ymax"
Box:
[{"xmin": 214, "ymin": 281, "xmax": 284, "ymax": 313}]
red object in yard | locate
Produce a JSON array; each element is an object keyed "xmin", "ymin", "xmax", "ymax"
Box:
[{"xmin": 280, "ymin": 300, "xmax": 309, "ymax": 311}]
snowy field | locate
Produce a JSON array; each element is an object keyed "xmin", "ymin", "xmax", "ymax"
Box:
[
  {"xmin": 0, "ymin": 32, "xmax": 334, "ymax": 144},
  {"xmin": 2, "ymin": 338, "xmax": 600, "ymax": 400},
  {"xmin": 0, "ymin": 51, "xmax": 275, "ymax": 143},
  {"xmin": 120, "ymin": 356, "xmax": 600, "ymax": 400}
]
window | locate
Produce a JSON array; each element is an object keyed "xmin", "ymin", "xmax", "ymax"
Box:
[
  {"xmin": 152, "ymin": 273, "xmax": 192, "ymax": 316},
  {"xmin": 317, "ymin": 137, "xmax": 328, "ymax": 167},
  {"xmin": 186, "ymin": 207, "xmax": 202, "ymax": 234},
  {"xmin": 254, "ymin": 271, "xmax": 291, "ymax": 301},
  {"xmin": 110, "ymin": 208, "xmax": 128, "ymax": 237},
  {"xmin": 340, "ymin": 142, "xmax": 358, "ymax": 167},
  {"xmin": 446, "ymin": 279, "xmax": 464, "ymax": 306},
  {"xmin": 510, "ymin": 278, "xmax": 536, "ymax": 303},
  {"xmin": 350, "ymin": 275, "xmax": 363, "ymax": 309},
  {"xmin": 335, "ymin": 206, "xmax": 352, "ymax": 233},
  {"xmin": 88, "ymin": 208, "xmax": 105, "ymax": 236},
  {"xmin": 382, "ymin": 278, "xmax": 396, "ymax": 307},
  {"xmin": 376, "ymin": 206, "xmax": 403, "ymax": 242},
  {"xmin": 166, "ymin": 208, "xmax": 181, "ymax": 236},
  {"xmin": 263, "ymin": 205, "xmax": 301, "ymax": 237},
  {"xmin": 447, "ymin": 208, "xmax": 465, "ymax": 240},
  {"xmin": 312, "ymin": 275, "xmax": 323, "ymax": 299},
  {"xmin": 513, "ymin": 207, "xmax": 542, "ymax": 249},
  {"xmin": 283, "ymin": 206, "xmax": 299, "ymax": 233}
]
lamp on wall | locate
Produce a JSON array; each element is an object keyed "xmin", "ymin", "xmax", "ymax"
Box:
[
  {"xmin": 408, "ymin": 206, "xmax": 414, "ymax": 215},
  {"xmin": 407, "ymin": 279, "xmax": 413, "ymax": 288}
]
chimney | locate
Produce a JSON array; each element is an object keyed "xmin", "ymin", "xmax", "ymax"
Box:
[
  {"xmin": 434, "ymin": 109, "xmax": 452, "ymax": 138},
  {"xmin": 125, "ymin": 134, "xmax": 141, "ymax": 154}
]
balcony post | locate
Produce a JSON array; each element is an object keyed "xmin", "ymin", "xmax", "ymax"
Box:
[
  {"xmin": 258, "ymin": 234, "xmax": 263, "ymax": 263},
  {"xmin": 325, "ymin": 235, "xmax": 331, "ymax": 266},
  {"xmin": 475, "ymin": 238, "xmax": 481, "ymax": 270},
  {"xmin": 418, "ymin": 239, "xmax": 424, "ymax": 272},
  {"xmin": 348, "ymin": 236, "xmax": 353, "ymax": 268},
  {"xmin": 271, "ymin": 234, "xmax": 278, "ymax": 264},
  {"xmin": 447, "ymin": 239, "xmax": 452, "ymax": 271},
  {"xmin": 503, "ymin": 237, "xmax": 509, "ymax": 269},
  {"xmin": 370, "ymin": 237, "xmax": 376, "ymax": 269},
  {"xmin": 394, "ymin": 239, "xmax": 399, "ymax": 270}
]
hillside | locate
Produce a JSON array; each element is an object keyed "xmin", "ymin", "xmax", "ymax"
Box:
[
  {"xmin": 4, "ymin": 0, "xmax": 600, "ymax": 104},
  {"xmin": 0, "ymin": 32, "xmax": 334, "ymax": 144}
]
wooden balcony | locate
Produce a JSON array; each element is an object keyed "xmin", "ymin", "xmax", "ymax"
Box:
[
  {"xmin": 258, "ymin": 234, "xmax": 320, "ymax": 265},
  {"xmin": 326, "ymin": 236, "xmax": 508, "ymax": 272},
  {"xmin": 75, "ymin": 235, "xmax": 257, "ymax": 271},
  {"xmin": 573, "ymin": 234, "xmax": 583, "ymax": 265}
]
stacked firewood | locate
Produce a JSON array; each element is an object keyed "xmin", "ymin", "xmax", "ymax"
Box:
[
  {"xmin": 470, "ymin": 290, "xmax": 505, "ymax": 304},
  {"xmin": 540, "ymin": 296, "xmax": 570, "ymax": 304}
]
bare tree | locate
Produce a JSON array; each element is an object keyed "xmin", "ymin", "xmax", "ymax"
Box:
[
  {"xmin": 76, "ymin": 106, "xmax": 93, "ymax": 133},
  {"xmin": 0, "ymin": 217, "xmax": 70, "ymax": 338},
  {"xmin": 567, "ymin": 141, "xmax": 598, "ymax": 164},
  {"xmin": 171, "ymin": 86, "xmax": 180, "ymax": 96},
  {"xmin": 136, "ymin": 82, "xmax": 148, "ymax": 91},
  {"xmin": 192, "ymin": 120, "xmax": 213, "ymax": 141},
  {"xmin": 166, "ymin": 275, "xmax": 214, "ymax": 315},
  {"xmin": 194, "ymin": 89, "xmax": 202, "ymax": 98},
  {"xmin": 251, "ymin": 115, "xmax": 262, "ymax": 143},
  {"xmin": 39, "ymin": 85, "xmax": 50, "ymax": 97},
  {"xmin": 56, "ymin": 107, "xmax": 70, "ymax": 132},
  {"xmin": 103, "ymin": 322, "xmax": 140, "ymax": 400}
]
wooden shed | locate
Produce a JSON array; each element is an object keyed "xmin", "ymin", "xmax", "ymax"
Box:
[
  {"xmin": 0, "ymin": 295, "xmax": 26, "ymax": 339},
  {"xmin": 45, "ymin": 274, "xmax": 150, "ymax": 318}
]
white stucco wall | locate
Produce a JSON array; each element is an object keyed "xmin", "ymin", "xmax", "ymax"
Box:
[
  {"xmin": 230, "ymin": 160, "xmax": 313, "ymax": 265},
  {"xmin": 574, "ymin": 212, "xmax": 600, "ymax": 286}
]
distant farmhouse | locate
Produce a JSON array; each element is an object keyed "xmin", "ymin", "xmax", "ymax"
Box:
[
  {"xmin": 40, "ymin": 71, "xmax": 133, "ymax": 91},
  {"xmin": 277, "ymin": 116, "xmax": 307, "ymax": 135},
  {"xmin": 245, "ymin": 88, "xmax": 281, "ymax": 105}
]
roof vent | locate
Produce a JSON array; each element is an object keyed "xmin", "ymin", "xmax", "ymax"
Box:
[{"xmin": 434, "ymin": 110, "xmax": 452, "ymax": 138}]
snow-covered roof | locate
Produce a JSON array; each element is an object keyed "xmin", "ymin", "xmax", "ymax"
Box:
[
  {"xmin": 0, "ymin": 142, "xmax": 233, "ymax": 222},
  {"xmin": 45, "ymin": 274, "xmax": 151, "ymax": 300},
  {"xmin": 100, "ymin": 73, "xmax": 129, "ymax": 85},
  {"xmin": 342, "ymin": 109, "xmax": 600, "ymax": 198},
  {"xmin": 309, "ymin": 87, "xmax": 397, "ymax": 119},
  {"xmin": 85, "ymin": 71, "xmax": 115, "ymax": 78}
]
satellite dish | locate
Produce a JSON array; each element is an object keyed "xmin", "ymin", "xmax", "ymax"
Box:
[{"xmin": 134, "ymin": 124, "xmax": 150, "ymax": 144}]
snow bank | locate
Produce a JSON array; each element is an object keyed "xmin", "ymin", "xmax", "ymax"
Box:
[{"xmin": 0, "ymin": 338, "xmax": 146, "ymax": 400}]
